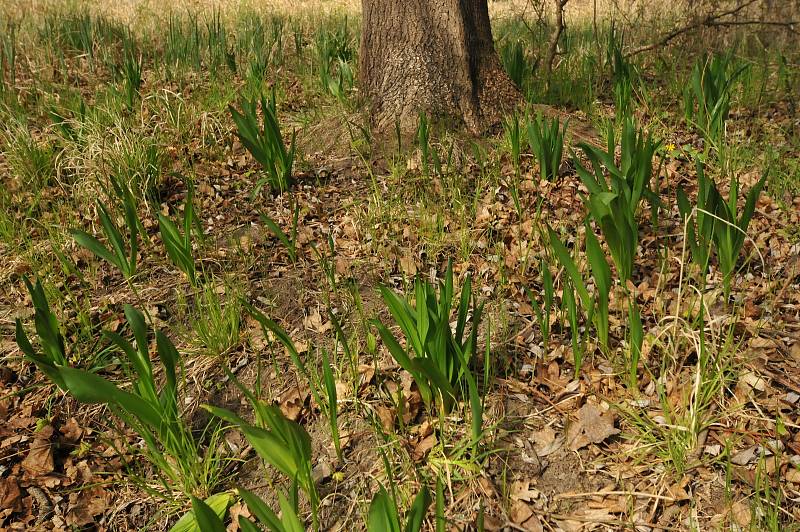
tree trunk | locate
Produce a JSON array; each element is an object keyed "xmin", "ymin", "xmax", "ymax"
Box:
[{"xmin": 359, "ymin": 0, "xmax": 520, "ymax": 135}]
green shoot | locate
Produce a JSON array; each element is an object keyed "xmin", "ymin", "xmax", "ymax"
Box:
[
  {"xmin": 15, "ymin": 277, "xmax": 69, "ymax": 389},
  {"xmin": 229, "ymin": 87, "xmax": 296, "ymax": 196},
  {"xmin": 158, "ymin": 182, "xmax": 202, "ymax": 286},
  {"xmin": 72, "ymin": 176, "xmax": 140, "ymax": 281},
  {"xmin": 374, "ymin": 261, "xmax": 484, "ymax": 416},
  {"xmin": 367, "ymin": 485, "xmax": 432, "ymax": 532},
  {"xmin": 262, "ymin": 199, "xmax": 300, "ymax": 263},
  {"xmin": 574, "ymin": 117, "xmax": 661, "ymax": 281},
  {"xmin": 526, "ymin": 112, "xmax": 567, "ymax": 182}
]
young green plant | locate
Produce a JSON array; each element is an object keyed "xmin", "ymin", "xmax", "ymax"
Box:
[
  {"xmin": 525, "ymin": 257, "xmax": 554, "ymax": 352},
  {"xmin": 229, "ymin": 88, "xmax": 296, "ymax": 196},
  {"xmin": 526, "ymin": 112, "xmax": 567, "ymax": 182},
  {"xmin": 204, "ymin": 372, "xmax": 319, "ymax": 529},
  {"xmin": 373, "ymin": 261, "xmax": 484, "ymax": 443},
  {"xmin": 18, "ymin": 298, "xmax": 223, "ymax": 499},
  {"xmin": 72, "ymin": 176, "xmax": 141, "ymax": 281},
  {"xmin": 367, "ymin": 485, "xmax": 432, "ymax": 532},
  {"xmin": 261, "ymin": 199, "xmax": 300, "ymax": 263},
  {"xmin": 548, "ymin": 226, "xmax": 611, "ymax": 352},
  {"xmin": 684, "ymin": 52, "xmax": 747, "ymax": 149},
  {"xmin": 159, "ymin": 181, "xmax": 202, "ymax": 286},
  {"xmin": 573, "ymin": 118, "xmax": 661, "ymax": 281}
]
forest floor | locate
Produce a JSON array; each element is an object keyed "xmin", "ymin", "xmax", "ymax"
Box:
[{"xmin": 1, "ymin": 1, "xmax": 799, "ymax": 531}]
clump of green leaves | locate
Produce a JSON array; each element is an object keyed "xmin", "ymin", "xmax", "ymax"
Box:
[
  {"xmin": 548, "ymin": 226, "xmax": 611, "ymax": 354},
  {"xmin": 368, "ymin": 485, "xmax": 432, "ymax": 532},
  {"xmin": 1, "ymin": 24, "xmax": 17, "ymax": 90},
  {"xmin": 678, "ymin": 161, "xmax": 766, "ymax": 295},
  {"xmin": 606, "ymin": 28, "xmax": 638, "ymax": 122},
  {"xmin": 192, "ymin": 280, "xmax": 242, "ymax": 356},
  {"xmin": 120, "ymin": 36, "xmax": 142, "ymax": 110},
  {"xmin": 245, "ymin": 304, "xmax": 344, "ymax": 463},
  {"xmin": 205, "ymin": 373, "xmax": 318, "ymax": 529},
  {"xmin": 684, "ymin": 52, "xmax": 747, "ymax": 148},
  {"xmin": 574, "ymin": 118, "xmax": 661, "ymax": 281},
  {"xmin": 527, "ymin": 112, "xmax": 567, "ymax": 182},
  {"xmin": 677, "ymin": 161, "xmax": 719, "ymax": 275},
  {"xmin": 321, "ymin": 58, "xmax": 354, "ymax": 102},
  {"xmin": 229, "ymin": 88, "xmax": 296, "ymax": 196},
  {"xmin": 15, "ymin": 277, "xmax": 69, "ymax": 388},
  {"xmin": 526, "ymin": 257, "xmax": 554, "ymax": 352},
  {"xmin": 17, "ymin": 292, "xmax": 223, "ymax": 499},
  {"xmin": 500, "ymin": 39, "xmax": 529, "ymax": 88},
  {"xmin": 72, "ymin": 175, "xmax": 141, "ymax": 280},
  {"xmin": 374, "ymin": 261, "xmax": 484, "ymax": 432},
  {"xmin": 504, "ymin": 113, "xmax": 523, "ymax": 177}
]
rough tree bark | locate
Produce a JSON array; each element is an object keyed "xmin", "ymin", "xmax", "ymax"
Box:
[{"xmin": 359, "ymin": 0, "xmax": 520, "ymax": 135}]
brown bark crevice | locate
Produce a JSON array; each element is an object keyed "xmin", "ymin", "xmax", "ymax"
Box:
[{"xmin": 359, "ymin": 0, "xmax": 520, "ymax": 136}]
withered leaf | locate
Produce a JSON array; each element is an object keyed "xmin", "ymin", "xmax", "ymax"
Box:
[
  {"xmin": 21, "ymin": 437, "xmax": 54, "ymax": 477},
  {"xmin": 566, "ymin": 403, "xmax": 620, "ymax": 451},
  {"xmin": 0, "ymin": 477, "xmax": 22, "ymax": 512}
]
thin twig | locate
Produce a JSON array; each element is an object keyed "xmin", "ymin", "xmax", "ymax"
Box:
[
  {"xmin": 555, "ymin": 490, "xmax": 676, "ymax": 502},
  {"xmin": 625, "ymin": 0, "xmax": 761, "ymax": 58}
]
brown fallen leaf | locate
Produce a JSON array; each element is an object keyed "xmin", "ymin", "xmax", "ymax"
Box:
[
  {"xmin": 790, "ymin": 341, "xmax": 800, "ymax": 364},
  {"xmin": 510, "ymin": 500, "xmax": 533, "ymax": 524},
  {"xmin": 375, "ymin": 405, "xmax": 395, "ymax": 432},
  {"xmin": 60, "ymin": 417, "xmax": 83, "ymax": 443},
  {"xmin": 411, "ymin": 433, "xmax": 437, "ymax": 461},
  {"xmin": 22, "ymin": 429, "xmax": 55, "ymax": 477},
  {"xmin": 510, "ymin": 480, "xmax": 539, "ymax": 502},
  {"xmin": 278, "ymin": 386, "xmax": 309, "ymax": 421},
  {"xmin": 566, "ymin": 403, "xmax": 620, "ymax": 451},
  {"xmin": 521, "ymin": 513, "xmax": 544, "ymax": 532},
  {"xmin": 0, "ymin": 476, "xmax": 22, "ymax": 512},
  {"xmin": 531, "ymin": 426, "xmax": 564, "ymax": 457},
  {"xmin": 730, "ymin": 500, "xmax": 752, "ymax": 528}
]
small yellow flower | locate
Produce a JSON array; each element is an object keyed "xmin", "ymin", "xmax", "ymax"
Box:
[{"xmin": 666, "ymin": 143, "xmax": 676, "ymax": 152}]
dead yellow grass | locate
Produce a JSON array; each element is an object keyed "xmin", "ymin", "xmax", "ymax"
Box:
[{"xmin": 13, "ymin": 0, "xmax": 660, "ymax": 25}]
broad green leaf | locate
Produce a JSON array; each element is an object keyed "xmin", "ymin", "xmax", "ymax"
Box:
[
  {"xmin": 368, "ymin": 487, "xmax": 401, "ymax": 532},
  {"xmin": 170, "ymin": 492, "xmax": 233, "ymax": 532},
  {"xmin": 404, "ymin": 487, "xmax": 432, "ymax": 532},
  {"xmin": 239, "ymin": 487, "xmax": 283, "ymax": 531},
  {"xmin": 58, "ymin": 367, "xmax": 162, "ymax": 432}
]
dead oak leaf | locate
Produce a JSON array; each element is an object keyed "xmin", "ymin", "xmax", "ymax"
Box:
[
  {"xmin": 21, "ymin": 437, "xmax": 54, "ymax": 477},
  {"xmin": 0, "ymin": 476, "xmax": 22, "ymax": 512},
  {"xmin": 510, "ymin": 500, "xmax": 533, "ymax": 524},
  {"xmin": 566, "ymin": 403, "xmax": 620, "ymax": 451},
  {"xmin": 411, "ymin": 433, "xmax": 437, "ymax": 461},
  {"xmin": 60, "ymin": 417, "xmax": 83, "ymax": 443},
  {"xmin": 278, "ymin": 386, "xmax": 309, "ymax": 422},
  {"xmin": 790, "ymin": 341, "xmax": 800, "ymax": 365}
]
